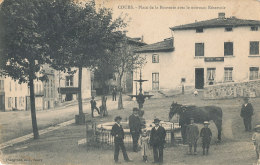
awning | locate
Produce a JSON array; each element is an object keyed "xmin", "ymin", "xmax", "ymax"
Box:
[{"xmin": 58, "ymin": 87, "xmax": 79, "ymax": 94}]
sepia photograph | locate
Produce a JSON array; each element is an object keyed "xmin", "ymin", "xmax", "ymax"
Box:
[{"xmin": 0, "ymin": 0, "xmax": 260, "ymax": 164}]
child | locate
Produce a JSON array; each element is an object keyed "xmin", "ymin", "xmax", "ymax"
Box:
[
  {"xmin": 252, "ymin": 125, "xmax": 260, "ymax": 159},
  {"xmin": 140, "ymin": 129, "xmax": 149, "ymax": 162},
  {"xmin": 200, "ymin": 121, "xmax": 212, "ymax": 155}
]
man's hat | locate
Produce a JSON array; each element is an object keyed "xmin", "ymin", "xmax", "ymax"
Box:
[
  {"xmin": 114, "ymin": 116, "xmax": 122, "ymax": 121},
  {"xmin": 153, "ymin": 118, "xmax": 160, "ymax": 123},
  {"xmin": 133, "ymin": 108, "xmax": 139, "ymax": 112},
  {"xmin": 203, "ymin": 121, "xmax": 210, "ymax": 125},
  {"xmin": 190, "ymin": 117, "xmax": 194, "ymax": 121}
]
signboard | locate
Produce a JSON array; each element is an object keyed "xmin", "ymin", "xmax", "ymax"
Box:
[{"xmin": 204, "ymin": 57, "xmax": 224, "ymax": 62}]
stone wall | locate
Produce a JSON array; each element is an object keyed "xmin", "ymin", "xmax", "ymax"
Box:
[{"xmin": 204, "ymin": 79, "xmax": 260, "ymax": 99}]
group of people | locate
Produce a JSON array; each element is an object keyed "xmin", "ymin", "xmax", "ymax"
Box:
[
  {"xmin": 110, "ymin": 96, "xmax": 259, "ymax": 163},
  {"xmin": 111, "ymin": 108, "xmax": 166, "ymax": 164},
  {"xmin": 185, "ymin": 118, "xmax": 212, "ymax": 155}
]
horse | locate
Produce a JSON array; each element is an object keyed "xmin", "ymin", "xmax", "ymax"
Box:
[{"xmin": 169, "ymin": 101, "xmax": 223, "ymax": 143}]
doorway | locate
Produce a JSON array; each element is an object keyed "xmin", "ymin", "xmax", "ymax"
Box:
[{"xmin": 195, "ymin": 68, "xmax": 204, "ymax": 89}]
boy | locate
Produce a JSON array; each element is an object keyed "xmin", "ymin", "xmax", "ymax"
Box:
[
  {"xmin": 200, "ymin": 121, "xmax": 212, "ymax": 155},
  {"xmin": 186, "ymin": 118, "xmax": 199, "ymax": 155},
  {"xmin": 111, "ymin": 116, "xmax": 132, "ymax": 163},
  {"xmin": 252, "ymin": 125, "xmax": 260, "ymax": 159}
]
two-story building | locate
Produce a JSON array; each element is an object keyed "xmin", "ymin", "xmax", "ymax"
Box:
[
  {"xmin": 58, "ymin": 68, "xmax": 92, "ymax": 102},
  {"xmin": 134, "ymin": 13, "xmax": 260, "ymax": 95}
]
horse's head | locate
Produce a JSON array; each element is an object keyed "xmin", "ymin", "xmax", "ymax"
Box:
[{"xmin": 169, "ymin": 101, "xmax": 183, "ymax": 121}]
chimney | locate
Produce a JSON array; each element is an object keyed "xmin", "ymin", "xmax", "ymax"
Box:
[
  {"xmin": 218, "ymin": 12, "xmax": 225, "ymax": 19},
  {"xmin": 141, "ymin": 35, "xmax": 144, "ymax": 42}
]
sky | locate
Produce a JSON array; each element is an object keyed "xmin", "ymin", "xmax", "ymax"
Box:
[
  {"xmin": 94, "ymin": 0, "xmax": 260, "ymax": 44},
  {"xmin": 1, "ymin": 0, "xmax": 259, "ymax": 44}
]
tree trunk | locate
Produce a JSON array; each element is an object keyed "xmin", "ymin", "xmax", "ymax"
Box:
[
  {"xmin": 29, "ymin": 72, "xmax": 39, "ymax": 139},
  {"xmin": 78, "ymin": 67, "xmax": 83, "ymax": 115},
  {"xmin": 118, "ymin": 74, "xmax": 123, "ymax": 110}
]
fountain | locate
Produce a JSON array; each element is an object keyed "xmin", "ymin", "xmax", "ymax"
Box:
[{"xmin": 128, "ymin": 71, "xmax": 154, "ymax": 109}]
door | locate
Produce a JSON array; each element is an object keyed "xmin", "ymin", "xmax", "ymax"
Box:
[
  {"xmin": 0, "ymin": 95, "xmax": 5, "ymax": 111},
  {"xmin": 195, "ymin": 68, "xmax": 204, "ymax": 89}
]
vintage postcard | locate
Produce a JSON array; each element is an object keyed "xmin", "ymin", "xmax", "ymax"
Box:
[{"xmin": 0, "ymin": 0, "xmax": 260, "ymax": 164}]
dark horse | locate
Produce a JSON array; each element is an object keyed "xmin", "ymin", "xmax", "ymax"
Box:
[{"xmin": 169, "ymin": 102, "xmax": 223, "ymax": 143}]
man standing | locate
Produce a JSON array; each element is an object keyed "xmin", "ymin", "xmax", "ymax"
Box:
[
  {"xmin": 129, "ymin": 108, "xmax": 141, "ymax": 152},
  {"xmin": 149, "ymin": 118, "xmax": 166, "ymax": 164},
  {"xmin": 111, "ymin": 116, "xmax": 132, "ymax": 163},
  {"xmin": 186, "ymin": 118, "xmax": 199, "ymax": 155},
  {"xmin": 90, "ymin": 96, "xmax": 100, "ymax": 117},
  {"xmin": 240, "ymin": 97, "xmax": 254, "ymax": 131},
  {"xmin": 112, "ymin": 86, "xmax": 117, "ymax": 101}
]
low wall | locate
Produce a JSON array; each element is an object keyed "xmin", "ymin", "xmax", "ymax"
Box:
[{"xmin": 204, "ymin": 79, "xmax": 260, "ymax": 99}]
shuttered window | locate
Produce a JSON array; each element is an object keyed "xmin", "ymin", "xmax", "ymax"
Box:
[
  {"xmin": 195, "ymin": 43, "xmax": 204, "ymax": 56},
  {"xmin": 224, "ymin": 42, "xmax": 233, "ymax": 56},
  {"xmin": 250, "ymin": 41, "xmax": 259, "ymax": 55}
]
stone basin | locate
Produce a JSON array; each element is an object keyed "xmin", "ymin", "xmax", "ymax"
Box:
[{"xmin": 97, "ymin": 120, "xmax": 180, "ymax": 132}]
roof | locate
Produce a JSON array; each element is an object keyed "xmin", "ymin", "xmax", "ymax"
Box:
[
  {"xmin": 127, "ymin": 37, "xmax": 147, "ymax": 46},
  {"xmin": 134, "ymin": 38, "xmax": 174, "ymax": 53},
  {"xmin": 170, "ymin": 17, "xmax": 260, "ymax": 31}
]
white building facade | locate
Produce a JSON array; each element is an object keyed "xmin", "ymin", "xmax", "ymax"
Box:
[{"xmin": 134, "ymin": 13, "xmax": 260, "ymax": 95}]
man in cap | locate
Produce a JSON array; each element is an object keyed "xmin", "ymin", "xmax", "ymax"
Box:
[
  {"xmin": 129, "ymin": 107, "xmax": 141, "ymax": 152},
  {"xmin": 149, "ymin": 118, "xmax": 166, "ymax": 164},
  {"xmin": 111, "ymin": 116, "xmax": 132, "ymax": 163},
  {"xmin": 186, "ymin": 118, "xmax": 199, "ymax": 155},
  {"xmin": 240, "ymin": 97, "xmax": 254, "ymax": 131},
  {"xmin": 200, "ymin": 121, "xmax": 212, "ymax": 155}
]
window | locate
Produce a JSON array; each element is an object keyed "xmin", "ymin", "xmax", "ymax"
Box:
[
  {"xmin": 225, "ymin": 27, "xmax": 233, "ymax": 32},
  {"xmin": 224, "ymin": 42, "xmax": 233, "ymax": 56},
  {"xmin": 207, "ymin": 68, "xmax": 216, "ymax": 82},
  {"xmin": 0, "ymin": 80, "xmax": 4, "ymax": 90},
  {"xmin": 196, "ymin": 28, "xmax": 203, "ymax": 33},
  {"xmin": 152, "ymin": 54, "xmax": 159, "ymax": 63},
  {"xmin": 66, "ymin": 76, "xmax": 73, "ymax": 87},
  {"xmin": 250, "ymin": 67, "xmax": 259, "ymax": 80},
  {"xmin": 152, "ymin": 73, "xmax": 159, "ymax": 90},
  {"xmin": 8, "ymin": 97, "xmax": 12, "ymax": 108},
  {"xmin": 251, "ymin": 26, "xmax": 258, "ymax": 31},
  {"xmin": 195, "ymin": 43, "xmax": 204, "ymax": 56},
  {"xmin": 15, "ymin": 82, "xmax": 17, "ymax": 91},
  {"xmin": 224, "ymin": 67, "xmax": 233, "ymax": 81},
  {"xmin": 250, "ymin": 41, "xmax": 259, "ymax": 55}
]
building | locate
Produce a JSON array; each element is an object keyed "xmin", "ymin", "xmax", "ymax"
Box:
[
  {"xmin": 134, "ymin": 13, "xmax": 260, "ymax": 95},
  {"xmin": 58, "ymin": 67, "xmax": 92, "ymax": 102},
  {"xmin": 0, "ymin": 74, "xmax": 44, "ymax": 111}
]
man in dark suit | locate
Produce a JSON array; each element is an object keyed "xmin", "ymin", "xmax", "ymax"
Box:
[
  {"xmin": 149, "ymin": 118, "xmax": 166, "ymax": 164},
  {"xmin": 90, "ymin": 96, "xmax": 100, "ymax": 117},
  {"xmin": 111, "ymin": 116, "xmax": 132, "ymax": 163},
  {"xmin": 240, "ymin": 97, "xmax": 254, "ymax": 131},
  {"xmin": 129, "ymin": 108, "xmax": 141, "ymax": 152}
]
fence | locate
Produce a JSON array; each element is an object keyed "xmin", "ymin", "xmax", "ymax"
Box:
[{"xmin": 86, "ymin": 122, "xmax": 182, "ymax": 147}]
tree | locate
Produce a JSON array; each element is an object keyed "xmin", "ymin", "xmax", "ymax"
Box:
[
  {"xmin": 112, "ymin": 36, "xmax": 146, "ymax": 110},
  {"xmin": 49, "ymin": 0, "xmax": 126, "ymax": 121},
  {"xmin": 0, "ymin": 0, "xmax": 51, "ymax": 139}
]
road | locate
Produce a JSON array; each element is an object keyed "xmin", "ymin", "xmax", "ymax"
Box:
[{"xmin": 0, "ymin": 95, "xmax": 133, "ymax": 143}]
